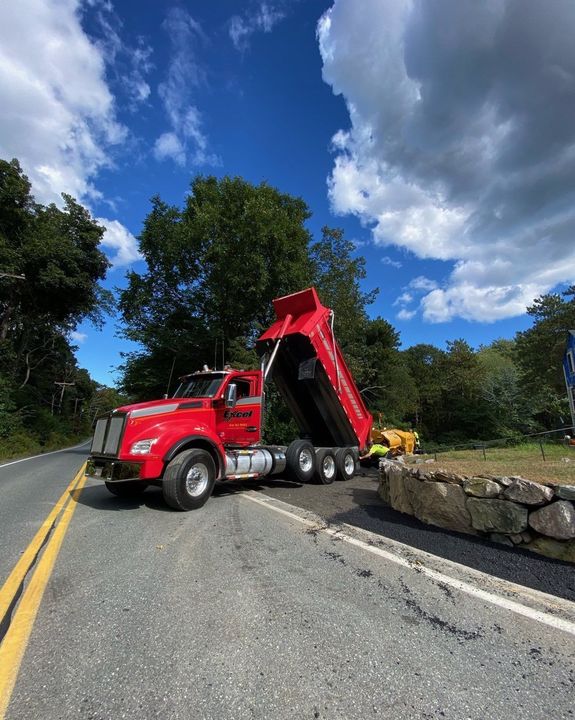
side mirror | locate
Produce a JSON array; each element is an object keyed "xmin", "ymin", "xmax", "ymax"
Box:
[{"xmin": 225, "ymin": 383, "xmax": 237, "ymax": 408}]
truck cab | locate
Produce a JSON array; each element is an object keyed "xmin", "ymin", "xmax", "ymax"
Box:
[
  {"xmin": 87, "ymin": 369, "xmax": 262, "ymax": 480},
  {"xmin": 174, "ymin": 370, "xmax": 263, "ymax": 447}
]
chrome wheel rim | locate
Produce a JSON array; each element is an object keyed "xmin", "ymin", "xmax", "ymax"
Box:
[
  {"xmin": 344, "ymin": 453, "xmax": 355, "ymax": 475},
  {"xmin": 323, "ymin": 455, "xmax": 336, "ymax": 479},
  {"xmin": 299, "ymin": 448, "xmax": 313, "ymax": 473},
  {"xmin": 185, "ymin": 463, "xmax": 209, "ymax": 497}
]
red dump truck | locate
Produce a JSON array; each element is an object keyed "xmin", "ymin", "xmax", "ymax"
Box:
[{"xmin": 86, "ymin": 287, "xmax": 373, "ymax": 510}]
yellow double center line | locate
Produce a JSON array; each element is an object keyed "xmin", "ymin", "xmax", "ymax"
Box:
[{"xmin": 0, "ymin": 462, "xmax": 87, "ymax": 719}]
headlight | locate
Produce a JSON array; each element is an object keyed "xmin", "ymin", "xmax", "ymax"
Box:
[{"xmin": 130, "ymin": 438, "xmax": 158, "ymax": 455}]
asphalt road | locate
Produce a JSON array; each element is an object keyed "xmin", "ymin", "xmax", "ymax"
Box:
[
  {"xmin": 253, "ymin": 469, "xmax": 575, "ymax": 603},
  {"xmin": 1, "ymin": 447, "xmax": 574, "ymax": 719},
  {"xmin": 0, "ymin": 445, "xmax": 90, "ymax": 584}
]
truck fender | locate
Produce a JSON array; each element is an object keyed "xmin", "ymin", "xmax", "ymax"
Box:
[{"xmin": 163, "ymin": 435, "xmax": 225, "ymax": 479}]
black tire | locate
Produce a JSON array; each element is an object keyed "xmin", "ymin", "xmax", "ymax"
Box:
[
  {"xmin": 335, "ymin": 447, "xmax": 356, "ymax": 481},
  {"xmin": 285, "ymin": 439, "xmax": 316, "ymax": 483},
  {"xmin": 105, "ymin": 480, "xmax": 148, "ymax": 497},
  {"xmin": 315, "ymin": 448, "xmax": 336, "ymax": 485},
  {"xmin": 162, "ymin": 448, "xmax": 216, "ymax": 511}
]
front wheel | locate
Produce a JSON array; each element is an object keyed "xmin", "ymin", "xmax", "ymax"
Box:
[
  {"xmin": 162, "ymin": 449, "xmax": 216, "ymax": 511},
  {"xmin": 105, "ymin": 480, "xmax": 148, "ymax": 498}
]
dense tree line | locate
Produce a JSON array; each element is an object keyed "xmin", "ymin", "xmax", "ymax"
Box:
[
  {"xmin": 1, "ymin": 158, "xmax": 574, "ymax": 456},
  {"xmin": 0, "ymin": 159, "xmax": 122, "ymax": 457}
]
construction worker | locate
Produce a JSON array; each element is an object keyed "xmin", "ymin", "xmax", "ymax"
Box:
[
  {"xmin": 359, "ymin": 442, "xmax": 390, "ymax": 466},
  {"xmin": 413, "ymin": 428, "xmax": 420, "ymax": 450}
]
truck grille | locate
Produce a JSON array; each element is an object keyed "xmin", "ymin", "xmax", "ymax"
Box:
[{"xmin": 91, "ymin": 414, "xmax": 126, "ymax": 456}]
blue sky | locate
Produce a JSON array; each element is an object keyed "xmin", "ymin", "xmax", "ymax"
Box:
[{"xmin": 2, "ymin": 0, "xmax": 574, "ymax": 386}]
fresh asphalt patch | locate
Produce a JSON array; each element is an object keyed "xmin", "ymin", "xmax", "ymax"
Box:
[{"xmin": 212, "ymin": 468, "xmax": 575, "ymax": 603}]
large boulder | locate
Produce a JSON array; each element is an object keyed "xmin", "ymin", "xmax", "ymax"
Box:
[
  {"xmin": 523, "ymin": 536, "xmax": 575, "ymax": 562},
  {"xmin": 462, "ymin": 477, "xmax": 501, "ymax": 498},
  {"xmin": 467, "ymin": 498, "xmax": 528, "ymax": 534},
  {"xmin": 388, "ymin": 470, "xmax": 419, "ymax": 515},
  {"xmin": 410, "ymin": 481, "xmax": 475, "ymax": 534},
  {"xmin": 378, "ymin": 476, "xmax": 390, "ymax": 505},
  {"xmin": 431, "ymin": 470, "xmax": 464, "ymax": 485},
  {"xmin": 556, "ymin": 485, "xmax": 575, "ymax": 501},
  {"xmin": 529, "ymin": 501, "xmax": 575, "ymax": 540},
  {"xmin": 502, "ymin": 477, "xmax": 554, "ymax": 505}
]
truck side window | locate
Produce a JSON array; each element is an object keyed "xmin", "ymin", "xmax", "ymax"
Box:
[{"xmin": 234, "ymin": 380, "xmax": 252, "ymax": 400}]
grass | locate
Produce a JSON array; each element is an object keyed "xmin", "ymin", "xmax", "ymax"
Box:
[
  {"xmin": 0, "ymin": 431, "xmax": 87, "ymax": 462},
  {"xmin": 411, "ymin": 443, "xmax": 575, "ymax": 486}
]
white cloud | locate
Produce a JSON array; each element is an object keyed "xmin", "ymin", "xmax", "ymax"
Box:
[
  {"xmin": 393, "ymin": 276, "xmax": 439, "ymax": 319},
  {"xmin": 408, "ymin": 276, "xmax": 438, "ymax": 292},
  {"xmin": 0, "ymin": 0, "xmax": 126, "ymax": 205},
  {"xmin": 97, "ymin": 217, "xmax": 142, "ymax": 268},
  {"xmin": 229, "ymin": 16, "xmax": 251, "ymax": 50},
  {"xmin": 327, "ymin": 153, "xmax": 468, "ymax": 262},
  {"xmin": 123, "ymin": 42, "xmax": 153, "ymax": 108},
  {"xmin": 154, "ymin": 132, "xmax": 186, "ymax": 166},
  {"xmin": 393, "ymin": 292, "xmax": 413, "ymax": 307},
  {"xmin": 421, "ymin": 283, "xmax": 543, "ymax": 324},
  {"xmin": 84, "ymin": 2, "xmax": 153, "ymax": 109},
  {"xmin": 318, "ymin": 0, "xmax": 575, "ymax": 322},
  {"xmin": 155, "ymin": 8, "xmax": 220, "ymax": 168},
  {"xmin": 0, "ymin": 0, "xmax": 143, "ymax": 273},
  {"xmin": 229, "ymin": 3, "xmax": 285, "ymax": 51},
  {"xmin": 70, "ymin": 330, "xmax": 87, "ymax": 344},
  {"xmin": 396, "ymin": 308, "xmax": 416, "ymax": 321},
  {"xmin": 381, "ymin": 256, "xmax": 402, "ymax": 268}
]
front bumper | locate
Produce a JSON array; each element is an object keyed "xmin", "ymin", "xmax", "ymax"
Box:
[{"xmin": 86, "ymin": 458, "xmax": 142, "ymax": 483}]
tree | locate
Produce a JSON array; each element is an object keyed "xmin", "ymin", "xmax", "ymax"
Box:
[
  {"xmin": 438, "ymin": 340, "xmax": 490, "ymax": 440},
  {"xmin": 0, "ymin": 160, "xmax": 111, "ymax": 346},
  {"xmin": 361, "ymin": 318, "xmax": 417, "ymax": 423},
  {"xmin": 402, "ymin": 341, "xmax": 493, "ymax": 442},
  {"xmin": 476, "ymin": 339, "xmax": 534, "ymax": 435},
  {"xmin": 310, "ymin": 227, "xmax": 376, "ymax": 373},
  {"xmin": 308, "ymin": 226, "xmax": 416, "ymax": 422},
  {"xmin": 516, "ymin": 287, "xmax": 575, "ymax": 392},
  {"xmin": 0, "ymin": 157, "xmax": 111, "ymax": 451},
  {"xmin": 119, "ymin": 176, "xmax": 313, "ymax": 399},
  {"xmin": 514, "ymin": 287, "xmax": 575, "ymax": 428},
  {"xmin": 0, "ymin": 159, "xmax": 111, "ymax": 387},
  {"xmin": 403, "ymin": 344, "xmax": 446, "ymax": 437}
]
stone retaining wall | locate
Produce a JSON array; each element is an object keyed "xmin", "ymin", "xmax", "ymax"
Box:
[{"xmin": 378, "ymin": 460, "xmax": 575, "ymax": 563}]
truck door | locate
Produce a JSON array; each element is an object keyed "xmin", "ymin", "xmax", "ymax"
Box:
[{"xmin": 215, "ymin": 375, "xmax": 262, "ymax": 446}]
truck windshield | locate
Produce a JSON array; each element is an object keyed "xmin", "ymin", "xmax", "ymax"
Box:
[{"xmin": 173, "ymin": 375, "xmax": 224, "ymax": 398}]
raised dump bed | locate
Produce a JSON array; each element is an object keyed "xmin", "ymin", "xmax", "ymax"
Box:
[{"xmin": 256, "ymin": 287, "xmax": 372, "ymax": 450}]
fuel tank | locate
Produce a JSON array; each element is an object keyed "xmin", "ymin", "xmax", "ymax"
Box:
[{"xmin": 224, "ymin": 447, "xmax": 286, "ymax": 479}]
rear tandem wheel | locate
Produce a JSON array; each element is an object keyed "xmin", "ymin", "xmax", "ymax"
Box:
[
  {"xmin": 334, "ymin": 447, "xmax": 357, "ymax": 481},
  {"xmin": 285, "ymin": 439, "xmax": 316, "ymax": 483},
  {"xmin": 314, "ymin": 448, "xmax": 337, "ymax": 484}
]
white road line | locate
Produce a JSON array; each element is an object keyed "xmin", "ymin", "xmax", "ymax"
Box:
[
  {"xmin": 242, "ymin": 492, "xmax": 575, "ymax": 637},
  {"xmin": 0, "ymin": 440, "xmax": 91, "ymax": 470}
]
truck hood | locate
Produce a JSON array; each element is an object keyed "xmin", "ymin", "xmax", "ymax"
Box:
[{"xmin": 114, "ymin": 398, "xmax": 206, "ymax": 417}]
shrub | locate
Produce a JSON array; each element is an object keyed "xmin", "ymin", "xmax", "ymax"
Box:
[{"xmin": 0, "ymin": 432, "xmax": 41, "ymax": 459}]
